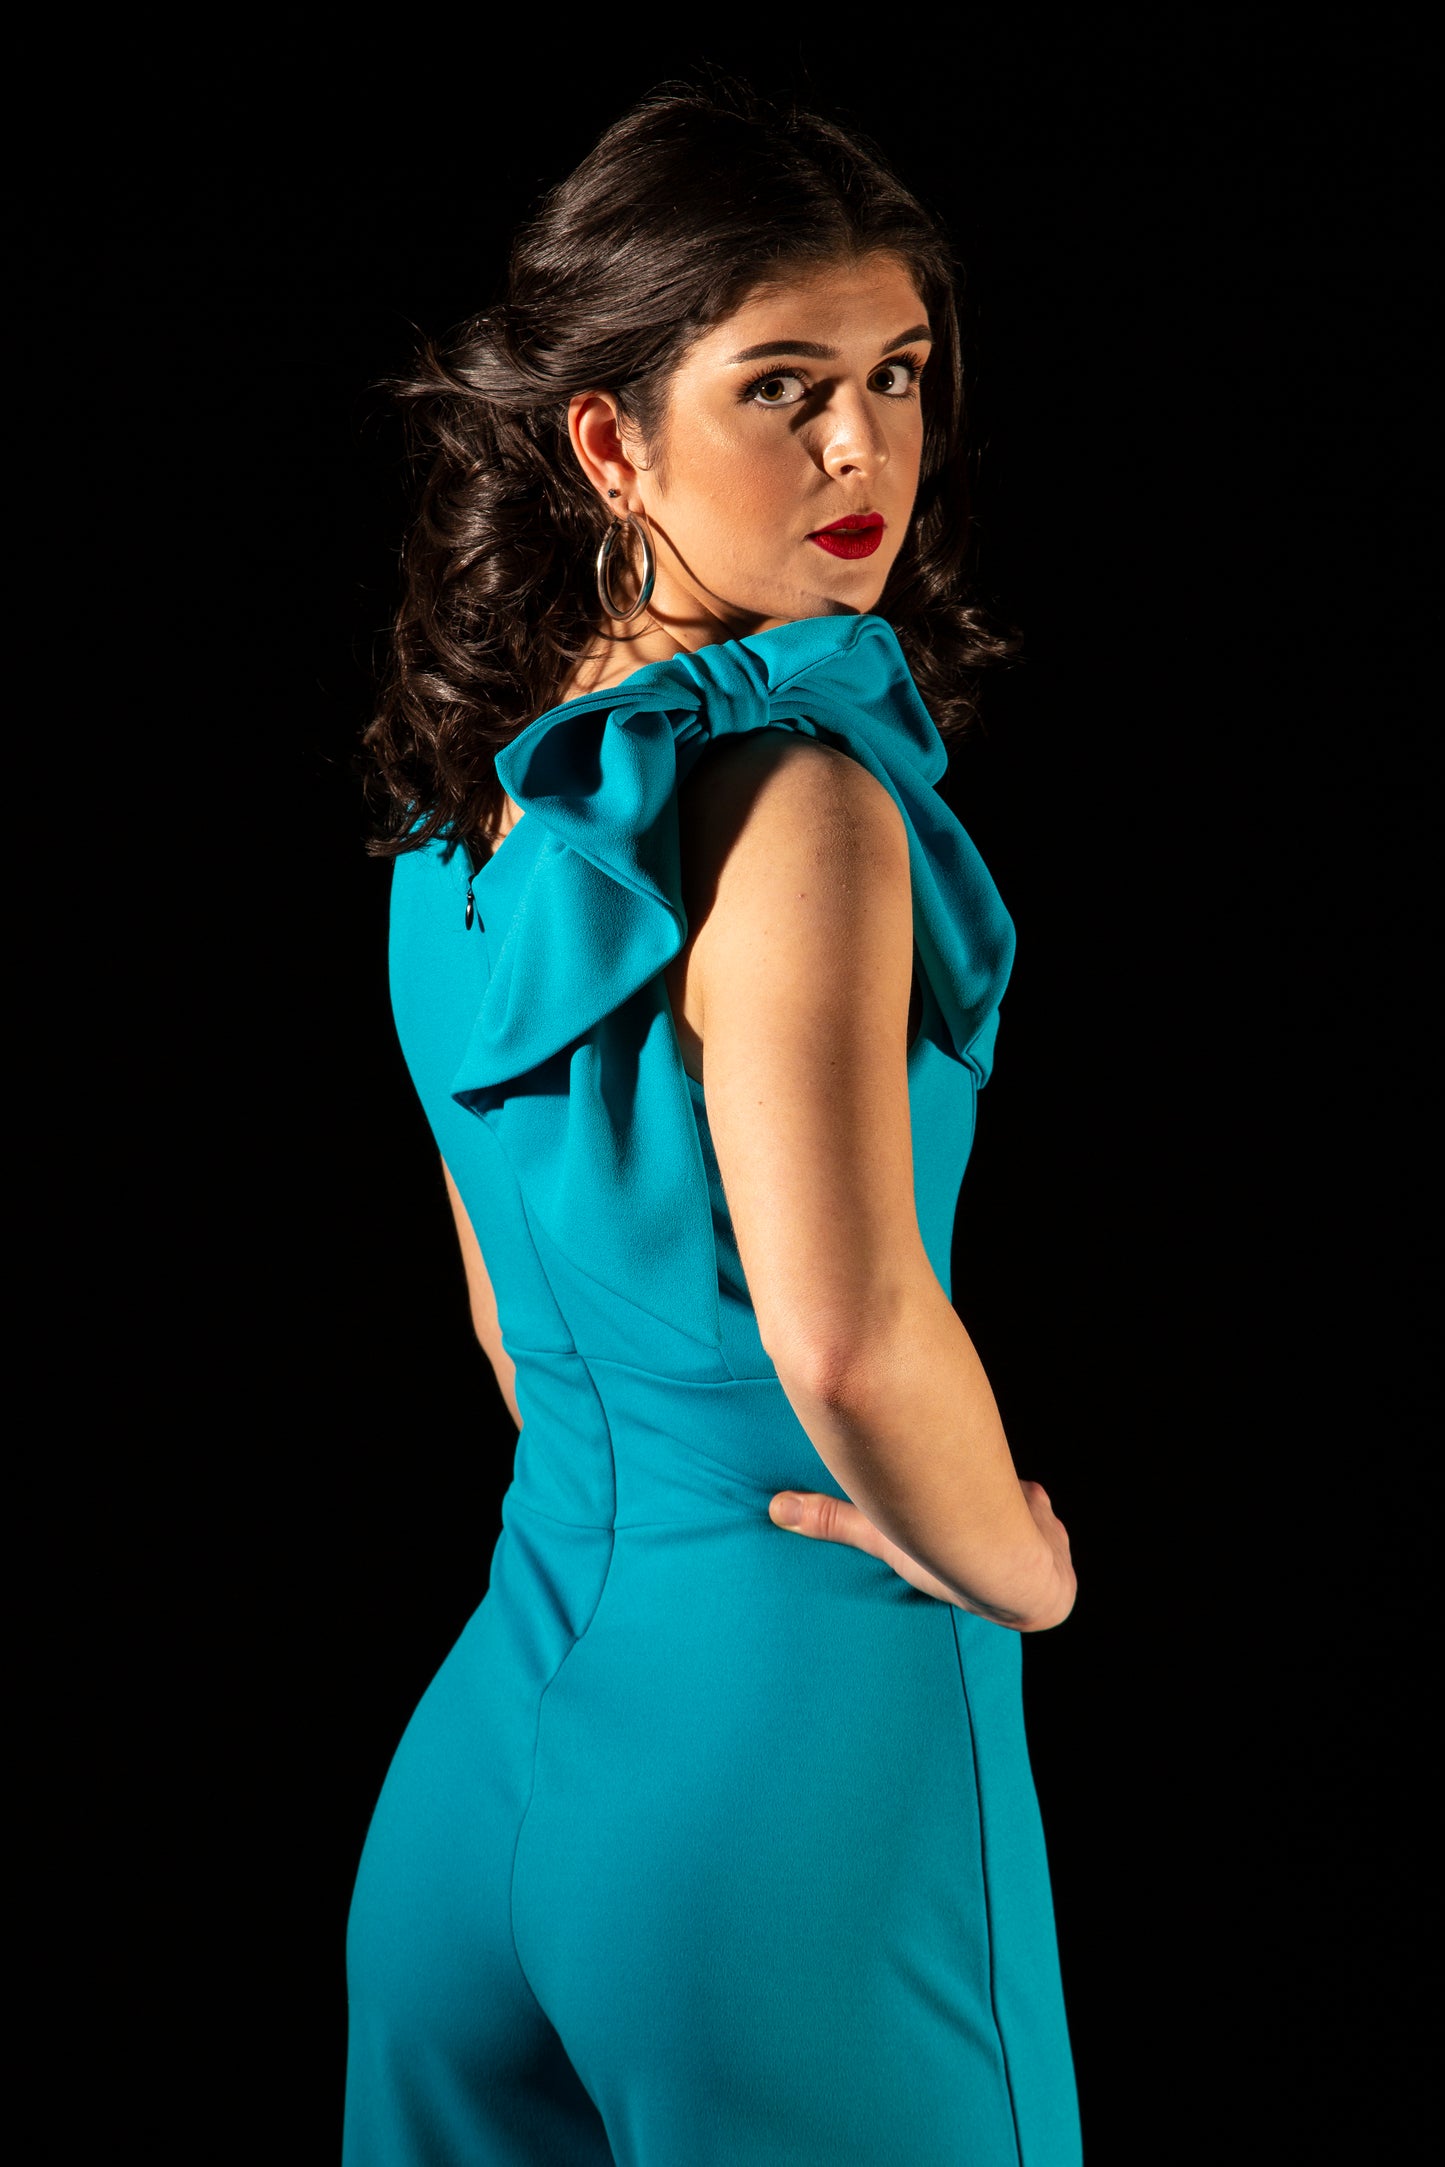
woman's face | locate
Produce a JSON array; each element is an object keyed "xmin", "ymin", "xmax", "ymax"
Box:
[{"xmin": 569, "ymin": 252, "xmax": 933, "ymax": 651}]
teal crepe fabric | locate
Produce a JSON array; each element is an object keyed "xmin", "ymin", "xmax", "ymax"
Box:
[
  {"xmin": 451, "ymin": 609, "xmax": 1014, "ymax": 1353},
  {"xmin": 344, "ymin": 611, "xmax": 1082, "ymax": 2165}
]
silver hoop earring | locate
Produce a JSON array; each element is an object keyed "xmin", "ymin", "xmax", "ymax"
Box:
[{"xmin": 594, "ymin": 511, "xmax": 656, "ymax": 623}]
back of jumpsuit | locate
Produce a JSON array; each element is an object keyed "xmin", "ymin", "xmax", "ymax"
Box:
[{"xmin": 343, "ymin": 610, "xmax": 1083, "ymax": 2166}]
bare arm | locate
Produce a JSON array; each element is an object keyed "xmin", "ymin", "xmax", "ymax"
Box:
[
  {"xmin": 680, "ymin": 732, "xmax": 1073, "ymax": 1632},
  {"xmin": 441, "ymin": 1157, "xmax": 522, "ymax": 1431}
]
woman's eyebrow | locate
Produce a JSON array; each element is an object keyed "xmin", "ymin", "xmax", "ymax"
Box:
[{"xmin": 724, "ymin": 324, "xmax": 933, "ymax": 364}]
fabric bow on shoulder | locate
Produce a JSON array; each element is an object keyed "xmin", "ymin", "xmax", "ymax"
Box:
[{"xmin": 449, "ymin": 611, "xmax": 1014, "ymax": 1350}]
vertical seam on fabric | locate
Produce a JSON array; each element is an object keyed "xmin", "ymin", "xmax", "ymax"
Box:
[
  {"xmin": 480, "ymin": 1120, "xmax": 582, "ymax": 1361},
  {"xmin": 687, "ymin": 1090, "xmax": 739, "ymax": 1383},
  {"xmin": 951, "ymin": 1610, "xmax": 1026, "ymax": 2167},
  {"xmin": 506, "ymin": 1351, "xmax": 620, "ymax": 2025},
  {"xmin": 506, "ymin": 1124, "xmax": 725, "ymax": 1357},
  {"xmin": 656, "ymin": 934, "xmax": 732, "ymax": 1372}
]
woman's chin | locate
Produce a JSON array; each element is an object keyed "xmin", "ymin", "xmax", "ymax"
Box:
[
  {"xmin": 797, "ymin": 557, "xmax": 891, "ymax": 614},
  {"xmin": 758, "ymin": 568, "xmax": 888, "ymax": 624},
  {"xmin": 686, "ymin": 565, "xmax": 886, "ymax": 638},
  {"xmin": 797, "ymin": 579, "xmax": 885, "ymax": 619}
]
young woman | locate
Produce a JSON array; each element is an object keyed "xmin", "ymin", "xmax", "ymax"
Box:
[{"xmin": 347, "ymin": 78, "xmax": 1082, "ymax": 2166}]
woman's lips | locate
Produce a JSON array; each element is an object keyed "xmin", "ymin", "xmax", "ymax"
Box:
[{"xmin": 807, "ymin": 512, "xmax": 886, "ymax": 560}]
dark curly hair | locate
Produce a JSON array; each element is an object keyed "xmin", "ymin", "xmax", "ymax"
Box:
[{"xmin": 362, "ymin": 75, "xmax": 1014, "ymax": 861}]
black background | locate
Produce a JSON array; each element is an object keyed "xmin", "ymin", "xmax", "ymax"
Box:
[{"xmin": 101, "ymin": 18, "xmax": 1432, "ymax": 2161}]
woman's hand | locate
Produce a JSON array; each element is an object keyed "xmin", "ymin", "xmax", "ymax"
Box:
[{"xmin": 768, "ymin": 1479, "xmax": 1077, "ymax": 1631}]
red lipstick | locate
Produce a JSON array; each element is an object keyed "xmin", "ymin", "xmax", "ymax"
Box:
[{"xmin": 806, "ymin": 511, "xmax": 886, "ymax": 560}]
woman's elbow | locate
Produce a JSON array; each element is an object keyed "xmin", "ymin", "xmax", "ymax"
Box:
[
  {"xmin": 488, "ymin": 1337, "xmax": 523, "ymax": 1430},
  {"xmin": 464, "ymin": 1306, "xmax": 519, "ymax": 1425},
  {"xmin": 760, "ymin": 1269, "xmax": 930, "ymax": 1406}
]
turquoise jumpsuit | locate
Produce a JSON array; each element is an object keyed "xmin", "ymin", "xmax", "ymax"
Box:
[{"xmin": 343, "ymin": 611, "xmax": 1082, "ymax": 2164}]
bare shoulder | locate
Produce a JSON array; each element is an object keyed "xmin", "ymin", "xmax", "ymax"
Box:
[
  {"xmin": 677, "ymin": 729, "xmax": 907, "ymax": 920},
  {"xmin": 672, "ymin": 727, "xmax": 913, "ymax": 1073}
]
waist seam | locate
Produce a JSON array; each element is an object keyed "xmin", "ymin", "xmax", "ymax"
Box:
[
  {"xmin": 505, "ymin": 1499, "xmax": 790, "ymax": 1533},
  {"xmin": 577, "ymin": 1353, "xmax": 787, "ymax": 1387}
]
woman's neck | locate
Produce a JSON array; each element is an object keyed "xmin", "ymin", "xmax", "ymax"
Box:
[{"xmin": 556, "ymin": 621, "xmax": 690, "ymax": 705}]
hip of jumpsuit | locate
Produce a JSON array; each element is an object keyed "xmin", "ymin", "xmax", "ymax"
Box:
[{"xmin": 343, "ymin": 612, "xmax": 1083, "ymax": 2165}]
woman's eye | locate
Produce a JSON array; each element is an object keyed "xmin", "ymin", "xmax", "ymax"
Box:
[
  {"xmin": 869, "ymin": 360, "xmax": 920, "ymax": 396},
  {"xmin": 744, "ymin": 370, "xmax": 809, "ymax": 407}
]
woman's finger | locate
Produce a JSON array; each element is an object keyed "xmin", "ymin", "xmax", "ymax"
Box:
[
  {"xmin": 769, "ymin": 1491, "xmax": 888, "ymax": 1558},
  {"xmin": 769, "ymin": 1490, "xmax": 972, "ymax": 1610}
]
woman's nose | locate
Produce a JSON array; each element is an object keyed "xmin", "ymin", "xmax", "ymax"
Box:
[{"xmin": 817, "ymin": 387, "xmax": 890, "ymax": 482}]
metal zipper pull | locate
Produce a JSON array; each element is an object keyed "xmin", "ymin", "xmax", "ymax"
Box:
[{"xmin": 464, "ymin": 877, "xmax": 476, "ymax": 932}]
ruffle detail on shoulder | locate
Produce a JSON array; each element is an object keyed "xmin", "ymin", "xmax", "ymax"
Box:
[{"xmin": 450, "ymin": 612, "xmax": 1015, "ymax": 1350}]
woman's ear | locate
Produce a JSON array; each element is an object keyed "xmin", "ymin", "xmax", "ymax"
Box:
[{"xmin": 567, "ymin": 391, "xmax": 640, "ymax": 509}]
